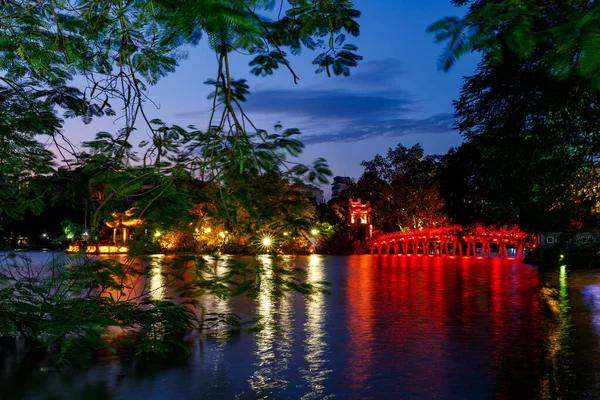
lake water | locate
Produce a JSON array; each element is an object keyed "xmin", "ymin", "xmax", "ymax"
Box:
[{"xmin": 2, "ymin": 252, "xmax": 600, "ymax": 399}]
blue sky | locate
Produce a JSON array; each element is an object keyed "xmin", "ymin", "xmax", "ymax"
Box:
[{"xmin": 63, "ymin": 0, "xmax": 478, "ymax": 198}]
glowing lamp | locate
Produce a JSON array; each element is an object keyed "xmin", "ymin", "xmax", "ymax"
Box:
[
  {"xmin": 219, "ymin": 231, "xmax": 225, "ymax": 238},
  {"xmin": 262, "ymin": 237, "xmax": 272, "ymax": 247},
  {"xmin": 311, "ymin": 229, "xmax": 319, "ymax": 236},
  {"xmin": 154, "ymin": 231, "xmax": 161, "ymax": 237}
]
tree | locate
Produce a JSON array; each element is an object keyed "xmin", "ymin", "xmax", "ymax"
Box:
[
  {"xmin": 448, "ymin": 55, "xmax": 600, "ymax": 230},
  {"xmin": 437, "ymin": 142, "xmax": 492, "ymax": 225},
  {"xmin": 430, "ymin": 1, "xmax": 600, "ymax": 231},
  {"xmin": 353, "ymin": 144, "xmax": 448, "ymax": 232},
  {"xmin": 428, "ymin": 0, "xmax": 600, "ymax": 89}
]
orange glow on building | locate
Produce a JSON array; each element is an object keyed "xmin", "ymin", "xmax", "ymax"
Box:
[
  {"xmin": 348, "ymin": 198, "xmax": 373, "ymax": 252},
  {"xmin": 67, "ymin": 244, "xmax": 129, "ymax": 253},
  {"xmin": 67, "ymin": 207, "xmax": 142, "ymax": 254}
]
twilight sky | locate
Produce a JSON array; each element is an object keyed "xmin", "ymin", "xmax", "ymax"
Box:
[{"xmin": 62, "ymin": 0, "xmax": 478, "ymax": 198}]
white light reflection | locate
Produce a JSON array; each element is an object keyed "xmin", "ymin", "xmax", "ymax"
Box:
[
  {"xmin": 302, "ymin": 254, "xmax": 332, "ymax": 399},
  {"xmin": 580, "ymin": 270, "xmax": 600, "ymax": 336},
  {"xmin": 249, "ymin": 255, "xmax": 294, "ymax": 396},
  {"xmin": 149, "ymin": 255, "xmax": 165, "ymax": 301},
  {"xmin": 198, "ymin": 255, "xmax": 234, "ymax": 393},
  {"xmin": 148, "ymin": 255, "xmax": 166, "ymax": 340},
  {"xmin": 202, "ymin": 255, "xmax": 232, "ymax": 341}
]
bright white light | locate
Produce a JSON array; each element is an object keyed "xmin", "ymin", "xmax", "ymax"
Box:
[
  {"xmin": 311, "ymin": 229, "xmax": 319, "ymax": 236},
  {"xmin": 67, "ymin": 235, "xmax": 73, "ymax": 239},
  {"xmin": 283, "ymin": 232, "xmax": 289, "ymax": 236},
  {"xmin": 262, "ymin": 237, "xmax": 272, "ymax": 247},
  {"xmin": 219, "ymin": 231, "xmax": 225, "ymax": 238},
  {"xmin": 204, "ymin": 227, "xmax": 212, "ymax": 233},
  {"xmin": 42, "ymin": 233, "xmax": 47, "ymax": 238},
  {"xmin": 154, "ymin": 231, "xmax": 161, "ymax": 237}
]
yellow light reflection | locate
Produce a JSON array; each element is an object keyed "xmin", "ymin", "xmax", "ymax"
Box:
[
  {"xmin": 302, "ymin": 254, "xmax": 331, "ymax": 398},
  {"xmin": 540, "ymin": 264, "xmax": 570, "ymax": 398},
  {"xmin": 148, "ymin": 255, "xmax": 166, "ymax": 341},
  {"xmin": 249, "ymin": 255, "xmax": 294, "ymax": 395},
  {"xmin": 149, "ymin": 255, "xmax": 165, "ymax": 301}
]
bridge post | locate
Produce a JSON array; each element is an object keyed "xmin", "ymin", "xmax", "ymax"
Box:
[
  {"xmin": 517, "ymin": 244, "xmax": 524, "ymax": 259},
  {"xmin": 483, "ymin": 241, "xmax": 491, "ymax": 257},
  {"xmin": 470, "ymin": 241, "xmax": 477, "ymax": 256},
  {"xmin": 498, "ymin": 244, "xmax": 506, "ymax": 258}
]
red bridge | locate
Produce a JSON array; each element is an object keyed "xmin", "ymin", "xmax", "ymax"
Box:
[{"xmin": 368, "ymin": 225, "xmax": 539, "ymax": 260}]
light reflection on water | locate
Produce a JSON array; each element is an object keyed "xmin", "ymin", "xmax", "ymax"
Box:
[
  {"xmin": 201, "ymin": 255, "xmax": 232, "ymax": 329},
  {"xmin": 149, "ymin": 255, "xmax": 165, "ymax": 301},
  {"xmin": 249, "ymin": 255, "xmax": 294, "ymax": 398},
  {"xmin": 4, "ymin": 253, "xmax": 600, "ymax": 399},
  {"xmin": 302, "ymin": 254, "xmax": 332, "ymax": 400}
]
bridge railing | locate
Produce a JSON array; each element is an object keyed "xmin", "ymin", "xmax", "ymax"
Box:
[{"xmin": 367, "ymin": 225, "xmax": 539, "ymax": 259}]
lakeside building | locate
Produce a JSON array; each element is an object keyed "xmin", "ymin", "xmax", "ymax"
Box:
[
  {"xmin": 291, "ymin": 183, "xmax": 325, "ymax": 205},
  {"xmin": 330, "ymin": 176, "xmax": 352, "ymax": 202}
]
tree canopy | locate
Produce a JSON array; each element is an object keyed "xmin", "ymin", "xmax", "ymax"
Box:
[{"xmin": 353, "ymin": 144, "xmax": 447, "ymax": 233}]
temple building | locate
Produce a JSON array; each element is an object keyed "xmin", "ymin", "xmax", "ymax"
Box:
[
  {"xmin": 348, "ymin": 198, "xmax": 372, "ymax": 245},
  {"xmin": 67, "ymin": 207, "xmax": 143, "ymax": 253}
]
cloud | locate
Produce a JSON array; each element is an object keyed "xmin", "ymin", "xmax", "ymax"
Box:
[
  {"xmin": 300, "ymin": 113, "xmax": 455, "ymax": 144},
  {"xmin": 171, "ymin": 58, "xmax": 456, "ymax": 144},
  {"xmin": 243, "ymin": 89, "xmax": 414, "ymax": 119}
]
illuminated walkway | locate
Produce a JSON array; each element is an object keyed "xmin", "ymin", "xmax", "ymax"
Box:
[{"xmin": 368, "ymin": 225, "xmax": 538, "ymax": 260}]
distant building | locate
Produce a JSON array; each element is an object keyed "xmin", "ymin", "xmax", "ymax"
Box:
[
  {"xmin": 291, "ymin": 183, "xmax": 325, "ymax": 205},
  {"xmin": 330, "ymin": 176, "xmax": 352, "ymax": 201}
]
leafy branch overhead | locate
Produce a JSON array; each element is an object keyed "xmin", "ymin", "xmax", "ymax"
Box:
[
  {"xmin": 0, "ymin": 0, "xmax": 360, "ymax": 228},
  {"xmin": 428, "ymin": 0, "xmax": 600, "ymax": 89}
]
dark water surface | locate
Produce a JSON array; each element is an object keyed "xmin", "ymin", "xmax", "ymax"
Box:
[{"xmin": 3, "ymin": 253, "xmax": 600, "ymax": 399}]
